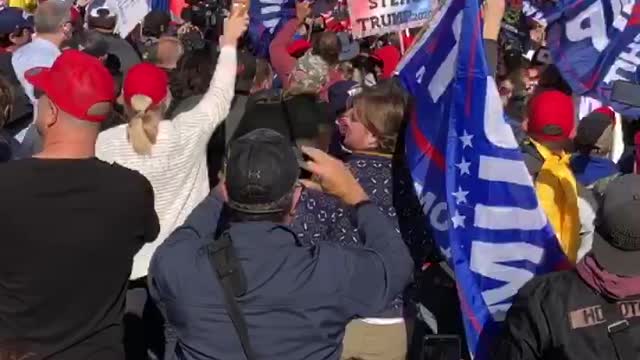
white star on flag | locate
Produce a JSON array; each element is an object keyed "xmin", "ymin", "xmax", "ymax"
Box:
[
  {"xmin": 452, "ymin": 186, "xmax": 469, "ymax": 204},
  {"xmin": 439, "ymin": 246, "xmax": 452, "ymax": 261},
  {"xmin": 459, "ymin": 130, "xmax": 474, "ymax": 148},
  {"xmin": 455, "ymin": 158, "xmax": 471, "ymax": 175},
  {"xmin": 451, "ymin": 211, "xmax": 466, "ymax": 228}
]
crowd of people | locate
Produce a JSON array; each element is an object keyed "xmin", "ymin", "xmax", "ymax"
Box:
[{"xmin": 0, "ymin": 0, "xmax": 639, "ymax": 359}]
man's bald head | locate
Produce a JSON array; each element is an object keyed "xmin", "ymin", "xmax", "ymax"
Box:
[
  {"xmin": 35, "ymin": 1, "xmax": 71, "ymax": 35},
  {"xmin": 144, "ymin": 37, "xmax": 184, "ymax": 70}
]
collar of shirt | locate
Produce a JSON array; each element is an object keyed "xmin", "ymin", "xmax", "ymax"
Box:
[
  {"xmin": 21, "ymin": 37, "xmax": 61, "ymax": 55},
  {"xmin": 228, "ymin": 221, "xmax": 300, "ymax": 250}
]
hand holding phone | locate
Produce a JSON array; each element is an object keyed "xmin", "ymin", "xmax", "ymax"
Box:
[{"xmin": 232, "ymin": 0, "xmax": 248, "ymax": 16}]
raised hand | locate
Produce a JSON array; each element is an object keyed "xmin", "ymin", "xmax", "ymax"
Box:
[
  {"xmin": 296, "ymin": 0, "xmax": 312, "ymax": 24},
  {"xmin": 221, "ymin": 10, "xmax": 250, "ymax": 47},
  {"xmin": 300, "ymin": 146, "xmax": 369, "ymax": 206}
]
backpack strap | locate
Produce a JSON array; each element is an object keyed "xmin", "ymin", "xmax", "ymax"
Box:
[
  {"xmin": 520, "ymin": 137, "xmax": 544, "ymax": 181},
  {"xmin": 207, "ymin": 231, "xmax": 256, "ymax": 360},
  {"xmin": 602, "ymin": 301, "xmax": 638, "ymax": 360}
]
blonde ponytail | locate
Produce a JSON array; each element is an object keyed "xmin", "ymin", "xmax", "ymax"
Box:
[{"xmin": 127, "ymin": 94, "xmax": 161, "ymax": 155}]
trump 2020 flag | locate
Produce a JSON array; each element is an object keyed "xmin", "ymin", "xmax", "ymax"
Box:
[
  {"xmin": 397, "ymin": 0, "xmax": 567, "ymax": 357},
  {"xmin": 524, "ymin": 0, "xmax": 640, "ymax": 117}
]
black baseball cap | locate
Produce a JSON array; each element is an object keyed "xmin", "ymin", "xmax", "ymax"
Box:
[
  {"xmin": 592, "ymin": 174, "xmax": 640, "ymax": 276},
  {"xmin": 574, "ymin": 112, "xmax": 614, "ymax": 151},
  {"xmin": 142, "ymin": 10, "xmax": 172, "ymax": 38},
  {"xmin": 225, "ymin": 128, "xmax": 300, "ymax": 214},
  {"xmin": 328, "ymin": 80, "xmax": 359, "ymax": 121}
]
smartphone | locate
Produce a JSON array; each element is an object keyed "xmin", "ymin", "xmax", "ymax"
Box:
[
  {"xmin": 422, "ymin": 335, "xmax": 461, "ymax": 360},
  {"xmin": 231, "ymin": 0, "xmax": 248, "ymax": 16},
  {"xmin": 611, "ymin": 80, "xmax": 640, "ymax": 108},
  {"xmin": 292, "ymin": 146, "xmax": 313, "ymax": 180}
]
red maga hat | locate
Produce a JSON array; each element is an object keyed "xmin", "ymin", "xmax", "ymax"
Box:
[{"xmin": 26, "ymin": 49, "xmax": 115, "ymax": 122}]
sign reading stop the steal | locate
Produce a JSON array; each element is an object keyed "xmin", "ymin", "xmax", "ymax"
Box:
[{"xmin": 348, "ymin": 0, "xmax": 436, "ymax": 38}]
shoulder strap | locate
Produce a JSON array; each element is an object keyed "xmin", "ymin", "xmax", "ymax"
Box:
[
  {"xmin": 207, "ymin": 232, "xmax": 256, "ymax": 360},
  {"xmin": 520, "ymin": 138, "xmax": 544, "ymax": 180},
  {"xmin": 602, "ymin": 301, "xmax": 637, "ymax": 360}
]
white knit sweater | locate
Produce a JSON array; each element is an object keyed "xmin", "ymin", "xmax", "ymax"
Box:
[{"xmin": 96, "ymin": 46, "xmax": 237, "ymax": 279}]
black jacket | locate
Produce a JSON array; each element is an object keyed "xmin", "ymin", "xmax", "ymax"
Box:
[{"xmin": 494, "ymin": 270, "xmax": 640, "ymax": 360}]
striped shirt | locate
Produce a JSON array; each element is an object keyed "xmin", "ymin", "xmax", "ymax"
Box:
[{"xmin": 96, "ymin": 46, "xmax": 237, "ymax": 279}]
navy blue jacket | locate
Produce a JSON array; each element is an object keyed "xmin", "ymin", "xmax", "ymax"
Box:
[{"xmin": 149, "ymin": 194, "xmax": 413, "ymax": 360}]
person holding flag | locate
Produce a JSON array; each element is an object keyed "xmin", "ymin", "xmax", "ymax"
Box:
[{"xmin": 396, "ymin": 0, "xmax": 568, "ymax": 358}]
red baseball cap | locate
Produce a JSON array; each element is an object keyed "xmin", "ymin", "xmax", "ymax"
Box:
[
  {"xmin": 287, "ymin": 39, "xmax": 312, "ymax": 58},
  {"xmin": 527, "ymin": 90, "xmax": 575, "ymax": 142},
  {"xmin": 123, "ymin": 62, "xmax": 168, "ymax": 107},
  {"xmin": 26, "ymin": 49, "xmax": 115, "ymax": 122},
  {"xmin": 593, "ymin": 106, "xmax": 615, "ymax": 122},
  {"xmin": 373, "ymin": 45, "xmax": 401, "ymax": 80}
]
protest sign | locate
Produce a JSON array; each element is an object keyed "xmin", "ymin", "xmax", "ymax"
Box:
[
  {"xmin": 114, "ymin": 0, "xmax": 150, "ymax": 38},
  {"xmin": 397, "ymin": 0, "xmax": 567, "ymax": 357},
  {"xmin": 348, "ymin": 0, "xmax": 437, "ymax": 38},
  {"xmin": 526, "ymin": 0, "xmax": 640, "ymax": 117}
]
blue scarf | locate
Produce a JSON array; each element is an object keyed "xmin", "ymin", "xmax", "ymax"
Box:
[{"xmin": 570, "ymin": 154, "xmax": 619, "ymax": 187}]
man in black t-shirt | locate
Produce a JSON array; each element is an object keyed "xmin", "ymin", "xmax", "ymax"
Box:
[{"xmin": 0, "ymin": 50, "xmax": 159, "ymax": 359}]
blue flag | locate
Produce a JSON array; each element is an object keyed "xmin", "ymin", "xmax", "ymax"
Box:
[
  {"xmin": 397, "ymin": 0, "xmax": 567, "ymax": 357},
  {"xmin": 247, "ymin": 0, "xmax": 296, "ymax": 58},
  {"xmin": 525, "ymin": 0, "xmax": 640, "ymax": 117}
]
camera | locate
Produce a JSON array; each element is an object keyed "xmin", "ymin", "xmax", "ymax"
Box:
[{"xmin": 181, "ymin": 0, "xmax": 229, "ymax": 31}]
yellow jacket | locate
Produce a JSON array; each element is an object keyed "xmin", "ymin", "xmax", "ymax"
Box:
[
  {"xmin": 8, "ymin": 0, "xmax": 36, "ymax": 11},
  {"xmin": 531, "ymin": 140, "xmax": 581, "ymax": 263}
]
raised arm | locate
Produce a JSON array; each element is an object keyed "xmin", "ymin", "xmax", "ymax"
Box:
[
  {"xmin": 269, "ymin": 1, "xmax": 311, "ymax": 87},
  {"xmin": 173, "ymin": 11, "xmax": 249, "ymax": 139},
  {"xmin": 342, "ymin": 202, "xmax": 413, "ymax": 316},
  {"xmin": 483, "ymin": 0, "xmax": 505, "ymax": 77}
]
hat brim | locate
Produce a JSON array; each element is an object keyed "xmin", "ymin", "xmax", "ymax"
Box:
[
  {"xmin": 226, "ymin": 200, "xmax": 289, "ymax": 214},
  {"xmin": 24, "ymin": 66, "xmax": 54, "ymax": 99},
  {"xmin": 592, "ymin": 230, "xmax": 640, "ymax": 277},
  {"xmin": 529, "ymin": 132, "xmax": 571, "ymax": 143}
]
